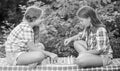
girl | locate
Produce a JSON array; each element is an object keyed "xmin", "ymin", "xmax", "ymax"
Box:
[
  {"xmin": 64, "ymin": 6, "xmax": 113, "ymax": 67},
  {"xmin": 5, "ymin": 6, "xmax": 58, "ymax": 66}
]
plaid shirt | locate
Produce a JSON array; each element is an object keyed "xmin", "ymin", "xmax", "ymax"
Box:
[
  {"xmin": 85, "ymin": 27, "xmax": 113, "ymax": 56},
  {"xmin": 5, "ymin": 22, "xmax": 34, "ymax": 53}
]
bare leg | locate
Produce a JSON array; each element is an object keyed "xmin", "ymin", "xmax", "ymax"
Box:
[
  {"xmin": 75, "ymin": 53, "xmax": 103, "ymax": 68},
  {"xmin": 16, "ymin": 51, "xmax": 46, "ymax": 65},
  {"xmin": 74, "ymin": 40, "xmax": 87, "ymax": 53}
]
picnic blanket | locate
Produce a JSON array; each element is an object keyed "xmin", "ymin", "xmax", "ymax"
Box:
[{"xmin": 0, "ymin": 58, "xmax": 120, "ymax": 71}]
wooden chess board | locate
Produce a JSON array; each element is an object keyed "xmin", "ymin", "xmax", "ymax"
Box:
[{"xmin": 41, "ymin": 56, "xmax": 75, "ymax": 65}]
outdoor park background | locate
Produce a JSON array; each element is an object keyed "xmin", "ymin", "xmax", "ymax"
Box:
[{"xmin": 0, "ymin": 0, "xmax": 120, "ymax": 58}]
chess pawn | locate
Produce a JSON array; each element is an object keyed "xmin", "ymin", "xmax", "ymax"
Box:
[
  {"xmin": 67, "ymin": 56, "xmax": 70, "ymax": 64},
  {"xmin": 47, "ymin": 57, "xmax": 50, "ymax": 64},
  {"xmin": 61, "ymin": 57, "xmax": 64, "ymax": 64},
  {"xmin": 63, "ymin": 57, "xmax": 66, "ymax": 64},
  {"xmin": 50, "ymin": 58, "xmax": 54, "ymax": 64},
  {"xmin": 70, "ymin": 56, "xmax": 73, "ymax": 64},
  {"xmin": 58, "ymin": 57, "xmax": 62, "ymax": 64}
]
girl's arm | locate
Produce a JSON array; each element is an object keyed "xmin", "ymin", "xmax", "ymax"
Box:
[
  {"xmin": 70, "ymin": 29, "xmax": 86, "ymax": 42},
  {"xmin": 39, "ymin": 50, "xmax": 58, "ymax": 58},
  {"xmin": 64, "ymin": 29, "xmax": 86, "ymax": 46},
  {"xmin": 29, "ymin": 45, "xmax": 43, "ymax": 51},
  {"xmin": 69, "ymin": 34, "xmax": 80, "ymax": 41},
  {"xmin": 27, "ymin": 42, "xmax": 58, "ymax": 58},
  {"xmin": 64, "ymin": 33, "xmax": 82, "ymax": 46},
  {"xmin": 27, "ymin": 41, "xmax": 44, "ymax": 51}
]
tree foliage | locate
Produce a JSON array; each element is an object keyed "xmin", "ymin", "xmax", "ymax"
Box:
[{"xmin": 27, "ymin": 0, "xmax": 120, "ymax": 57}]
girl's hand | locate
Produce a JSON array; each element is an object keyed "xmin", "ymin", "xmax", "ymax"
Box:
[
  {"xmin": 64, "ymin": 38, "xmax": 72, "ymax": 46},
  {"xmin": 49, "ymin": 53, "xmax": 58, "ymax": 64},
  {"xmin": 49, "ymin": 53, "xmax": 58, "ymax": 59}
]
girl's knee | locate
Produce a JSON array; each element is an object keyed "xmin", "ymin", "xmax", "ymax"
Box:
[
  {"xmin": 73, "ymin": 40, "xmax": 87, "ymax": 50},
  {"xmin": 73, "ymin": 41, "xmax": 79, "ymax": 46},
  {"xmin": 75, "ymin": 58, "xmax": 87, "ymax": 67},
  {"xmin": 75, "ymin": 53, "xmax": 91, "ymax": 67},
  {"xmin": 73, "ymin": 41, "xmax": 81, "ymax": 49},
  {"xmin": 77, "ymin": 53, "xmax": 89, "ymax": 58},
  {"xmin": 16, "ymin": 52, "xmax": 46, "ymax": 65}
]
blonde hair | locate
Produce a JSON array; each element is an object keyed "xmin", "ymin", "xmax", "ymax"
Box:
[{"xmin": 23, "ymin": 5, "xmax": 43, "ymax": 23}]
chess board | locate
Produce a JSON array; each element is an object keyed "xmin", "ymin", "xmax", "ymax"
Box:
[
  {"xmin": 0, "ymin": 58, "xmax": 120, "ymax": 71},
  {"xmin": 41, "ymin": 56, "xmax": 75, "ymax": 65}
]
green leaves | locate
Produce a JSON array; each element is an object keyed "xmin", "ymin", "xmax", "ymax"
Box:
[{"xmin": 102, "ymin": 0, "xmax": 111, "ymax": 4}]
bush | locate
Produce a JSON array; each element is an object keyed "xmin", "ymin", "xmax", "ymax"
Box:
[{"xmin": 32, "ymin": 0, "xmax": 120, "ymax": 57}]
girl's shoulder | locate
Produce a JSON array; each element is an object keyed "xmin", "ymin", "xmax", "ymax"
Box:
[
  {"xmin": 19, "ymin": 22, "xmax": 33, "ymax": 31},
  {"xmin": 96, "ymin": 27, "xmax": 107, "ymax": 36},
  {"xmin": 19, "ymin": 22, "xmax": 29, "ymax": 27}
]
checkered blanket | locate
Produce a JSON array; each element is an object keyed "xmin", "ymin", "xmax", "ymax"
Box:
[{"xmin": 0, "ymin": 58, "xmax": 120, "ymax": 71}]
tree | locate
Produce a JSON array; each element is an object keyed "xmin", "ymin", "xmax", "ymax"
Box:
[{"xmin": 0, "ymin": 0, "xmax": 28, "ymax": 36}]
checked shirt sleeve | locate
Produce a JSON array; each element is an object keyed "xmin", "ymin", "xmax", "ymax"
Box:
[
  {"xmin": 21, "ymin": 24, "xmax": 34, "ymax": 45},
  {"xmin": 95, "ymin": 27, "xmax": 108, "ymax": 53}
]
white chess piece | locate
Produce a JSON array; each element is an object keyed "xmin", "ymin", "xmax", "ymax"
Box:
[
  {"xmin": 62, "ymin": 57, "xmax": 67, "ymax": 64},
  {"xmin": 68, "ymin": 56, "xmax": 70, "ymax": 64},
  {"xmin": 70, "ymin": 56, "xmax": 73, "ymax": 64}
]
